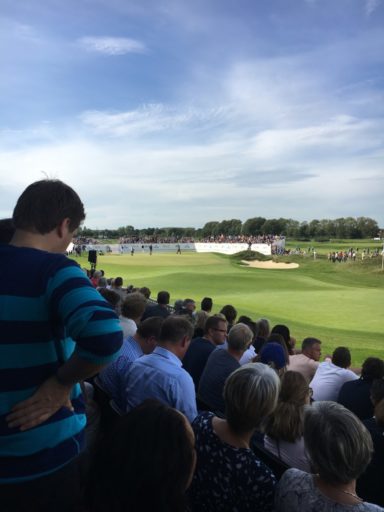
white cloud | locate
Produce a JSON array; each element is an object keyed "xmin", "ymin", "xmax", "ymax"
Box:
[
  {"xmin": 78, "ymin": 36, "xmax": 147, "ymax": 55},
  {"xmin": 80, "ymin": 104, "xmax": 227, "ymax": 136},
  {"xmin": 365, "ymin": 0, "xmax": 382, "ymax": 16}
]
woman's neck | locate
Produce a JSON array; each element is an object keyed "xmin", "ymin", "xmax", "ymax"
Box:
[
  {"xmin": 314, "ymin": 475, "xmax": 363, "ymax": 505},
  {"xmin": 212, "ymin": 417, "xmax": 254, "ymax": 449}
]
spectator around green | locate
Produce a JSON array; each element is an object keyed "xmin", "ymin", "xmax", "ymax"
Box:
[{"xmin": 74, "ymin": 244, "xmax": 384, "ymax": 365}]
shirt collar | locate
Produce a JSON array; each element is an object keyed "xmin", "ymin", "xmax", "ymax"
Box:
[{"xmin": 153, "ymin": 346, "xmax": 182, "ymax": 367}]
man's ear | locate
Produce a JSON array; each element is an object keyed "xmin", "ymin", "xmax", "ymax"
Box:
[
  {"xmin": 181, "ymin": 335, "xmax": 191, "ymax": 348},
  {"xmin": 56, "ymin": 218, "xmax": 71, "ymax": 238}
]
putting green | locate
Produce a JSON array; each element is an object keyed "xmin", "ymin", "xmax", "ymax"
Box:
[{"xmin": 73, "ymin": 251, "xmax": 384, "ymax": 366}]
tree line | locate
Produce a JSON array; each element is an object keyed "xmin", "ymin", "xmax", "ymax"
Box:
[{"xmin": 77, "ymin": 216, "xmax": 380, "ymax": 240}]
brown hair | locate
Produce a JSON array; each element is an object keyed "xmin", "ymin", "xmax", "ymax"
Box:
[{"xmin": 264, "ymin": 371, "xmax": 309, "ymax": 442}]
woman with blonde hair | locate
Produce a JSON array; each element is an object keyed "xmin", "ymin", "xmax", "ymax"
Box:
[{"xmin": 264, "ymin": 370, "xmax": 311, "ymax": 472}]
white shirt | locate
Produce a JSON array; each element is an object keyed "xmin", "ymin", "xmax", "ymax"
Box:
[
  {"xmin": 239, "ymin": 345, "xmax": 256, "ymax": 365},
  {"xmin": 310, "ymin": 361, "xmax": 358, "ymax": 402},
  {"xmin": 119, "ymin": 316, "xmax": 137, "ymax": 339}
]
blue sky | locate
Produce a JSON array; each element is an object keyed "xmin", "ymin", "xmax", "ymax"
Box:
[{"xmin": 1, "ymin": 0, "xmax": 383, "ymax": 228}]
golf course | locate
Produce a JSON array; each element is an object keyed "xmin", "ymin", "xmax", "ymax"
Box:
[{"xmin": 73, "ymin": 241, "xmax": 384, "ymax": 366}]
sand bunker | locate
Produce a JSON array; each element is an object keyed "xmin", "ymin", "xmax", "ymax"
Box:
[{"xmin": 242, "ymin": 260, "xmax": 299, "ymax": 269}]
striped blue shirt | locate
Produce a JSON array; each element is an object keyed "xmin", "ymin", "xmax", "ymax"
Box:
[{"xmin": 0, "ymin": 244, "xmax": 123, "ymax": 482}]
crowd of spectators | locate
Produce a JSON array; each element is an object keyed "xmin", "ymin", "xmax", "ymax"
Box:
[
  {"xmin": 1, "ymin": 179, "xmax": 383, "ymax": 512},
  {"xmin": 80, "ymin": 271, "xmax": 384, "ymax": 511}
]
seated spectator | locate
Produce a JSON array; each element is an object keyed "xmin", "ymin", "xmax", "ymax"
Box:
[
  {"xmin": 219, "ymin": 304, "xmax": 237, "ymax": 331},
  {"xmin": 183, "ymin": 316, "xmax": 228, "ymax": 390},
  {"xmin": 122, "ymin": 316, "xmax": 197, "ymax": 422},
  {"xmin": 257, "ymin": 342, "xmax": 288, "ymax": 376},
  {"xmin": 142, "ymin": 290, "xmax": 171, "ymax": 320},
  {"xmin": 193, "ymin": 310, "xmax": 209, "ymax": 337},
  {"xmin": 189, "ymin": 363, "xmax": 279, "ymax": 512},
  {"xmin": 357, "ymin": 379, "xmax": 384, "ymax": 507},
  {"xmin": 265, "ymin": 333, "xmax": 290, "ymax": 366},
  {"xmin": 198, "ymin": 323, "xmax": 253, "ymax": 415},
  {"xmin": 271, "ymin": 324, "xmax": 294, "ymax": 355},
  {"xmin": 98, "ymin": 288, "xmax": 121, "ymax": 313},
  {"xmin": 119, "ymin": 292, "xmax": 147, "ymax": 338},
  {"xmin": 178, "ymin": 298, "xmax": 196, "ymax": 324},
  {"xmin": 338, "ymin": 357, "xmax": 384, "ymax": 420},
  {"xmin": 275, "ymin": 402, "xmax": 379, "ymax": 511},
  {"xmin": 193, "ymin": 298, "xmax": 213, "ymax": 337},
  {"xmin": 85, "ymin": 400, "xmax": 196, "ymax": 512},
  {"xmin": 200, "ymin": 296, "xmax": 213, "ymax": 313},
  {"xmin": 111, "ymin": 276, "xmax": 126, "ymax": 302},
  {"xmin": 138, "ymin": 286, "xmax": 151, "ymax": 299},
  {"xmin": 237, "ymin": 315, "xmax": 258, "ymax": 364},
  {"xmin": 264, "ymin": 371, "xmax": 312, "ymax": 472},
  {"xmin": 98, "ymin": 317, "xmax": 163, "ymax": 411},
  {"xmin": 254, "ymin": 317, "xmax": 270, "ymax": 352},
  {"xmin": 310, "ymin": 347, "xmax": 358, "ymax": 401},
  {"xmin": 287, "ymin": 337, "xmax": 322, "ymax": 381}
]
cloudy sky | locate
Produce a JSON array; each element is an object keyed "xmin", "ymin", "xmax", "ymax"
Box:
[{"xmin": 1, "ymin": 0, "xmax": 383, "ymax": 228}]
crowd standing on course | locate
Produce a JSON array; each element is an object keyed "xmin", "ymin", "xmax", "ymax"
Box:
[{"xmin": 0, "ymin": 180, "xmax": 383, "ymax": 512}]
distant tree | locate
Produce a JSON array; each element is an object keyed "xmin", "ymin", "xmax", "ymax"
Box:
[
  {"xmin": 242, "ymin": 217, "xmax": 266, "ymax": 236},
  {"xmin": 285, "ymin": 219, "xmax": 300, "ymax": 238},
  {"xmin": 356, "ymin": 217, "xmax": 379, "ymax": 238},
  {"xmin": 218, "ymin": 219, "xmax": 242, "ymax": 236},
  {"xmin": 201, "ymin": 221, "xmax": 220, "ymax": 238},
  {"xmin": 261, "ymin": 218, "xmax": 286, "ymax": 234}
]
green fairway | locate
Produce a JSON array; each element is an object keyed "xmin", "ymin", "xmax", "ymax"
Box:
[{"xmin": 73, "ymin": 250, "xmax": 384, "ymax": 365}]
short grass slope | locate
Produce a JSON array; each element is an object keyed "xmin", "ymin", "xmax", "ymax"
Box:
[{"xmin": 73, "ymin": 249, "xmax": 384, "ymax": 365}]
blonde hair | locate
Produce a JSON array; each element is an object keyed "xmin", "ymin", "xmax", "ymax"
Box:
[{"xmin": 224, "ymin": 363, "xmax": 280, "ymax": 434}]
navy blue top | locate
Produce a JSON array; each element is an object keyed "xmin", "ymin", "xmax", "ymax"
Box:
[{"xmin": 183, "ymin": 337, "xmax": 216, "ymax": 390}]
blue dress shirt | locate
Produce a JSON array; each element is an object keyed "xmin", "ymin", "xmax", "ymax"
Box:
[
  {"xmin": 122, "ymin": 346, "xmax": 197, "ymax": 422},
  {"xmin": 99, "ymin": 335, "xmax": 143, "ymax": 410}
]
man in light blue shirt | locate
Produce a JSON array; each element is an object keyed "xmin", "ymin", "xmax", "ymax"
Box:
[
  {"xmin": 98, "ymin": 317, "xmax": 164, "ymax": 411},
  {"xmin": 122, "ymin": 316, "xmax": 197, "ymax": 422}
]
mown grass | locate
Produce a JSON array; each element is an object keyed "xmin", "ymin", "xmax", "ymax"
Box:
[{"xmin": 73, "ymin": 246, "xmax": 384, "ymax": 365}]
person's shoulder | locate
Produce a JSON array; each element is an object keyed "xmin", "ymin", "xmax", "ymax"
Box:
[{"xmin": 279, "ymin": 468, "xmax": 310, "ymax": 487}]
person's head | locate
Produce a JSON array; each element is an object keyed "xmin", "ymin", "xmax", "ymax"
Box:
[
  {"xmin": 201, "ymin": 297, "xmax": 213, "ymax": 312},
  {"xmin": 157, "ymin": 290, "xmax": 170, "ymax": 305},
  {"xmin": 266, "ymin": 333, "xmax": 290, "ymax": 365},
  {"xmin": 304, "ymin": 401, "xmax": 373, "ymax": 484},
  {"xmin": 0, "ymin": 218, "xmax": 15, "ymax": 243},
  {"xmin": 224, "ymin": 363, "xmax": 280, "ymax": 434},
  {"xmin": 227, "ymin": 323, "xmax": 253, "ymax": 353},
  {"xmin": 13, "ymin": 179, "xmax": 85, "ymax": 235},
  {"xmin": 85, "ymin": 400, "xmax": 196, "ymax": 512},
  {"xmin": 97, "ymin": 277, "xmax": 108, "ymax": 289},
  {"xmin": 183, "ymin": 299, "xmax": 196, "ymax": 313},
  {"xmin": 98, "ymin": 289, "xmax": 121, "ymax": 311},
  {"xmin": 361, "ymin": 357, "xmax": 384, "ymax": 381},
  {"xmin": 301, "ymin": 337, "xmax": 322, "ymax": 361},
  {"xmin": 159, "ymin": 316, "xmax": 194, "ymax": 358},
  {"xmin": 194, "ymin": 310, "xmax": 209, "ymax": 334},
  {"xmin": 265, "ymin": 371, "xmax": 311, "ymax": 442},
  {"xmin": 139, "ymin": 286, "xmax": 151, "ymax": 299},
  {"xmin": 136, "ymin": 317, "xmax": 164, "ymax": 354},
  {"xmin": 113, "ymin": 277, "xmax": 123, "ymax": 288},
  {"xmin": 204, "ymin": 315, "xmax": 228, "ymax": 346},
  {"xmin": 271, "ymin": 324, "xmax": 293, "ymax": 355},
  {"xmin": 258, "ymin": 342, "xmax": 287, "ymax": 373},
  {"xmin": 370, "ymin": 378, "xmax": 384, "ymax": 406},
  {"xmin": 256, "ymin": 318, "xmax": 270, "ymax": 339},
  {"xmin": 121, "ymin": 292, "xmax": 147, "ymax": 321},
  {"xmin": 332, "ymin": 346, "xmax": 351, "ymax": 369},
  {"xmin": 220, "ymin": 304, "xmax": 237, "ymax": 325},
  {"xmin": 237, "ymin": 316, "xmax": 258, "ymax": 341}
]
